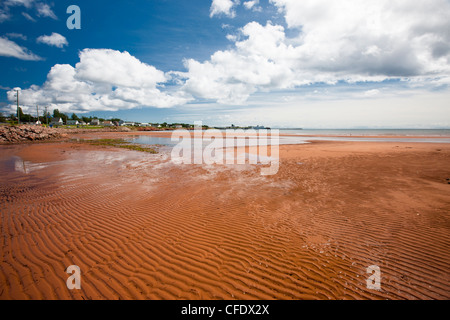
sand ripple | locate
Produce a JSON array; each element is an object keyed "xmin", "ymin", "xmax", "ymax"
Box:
[{"xmin": 1, "ymin": 141, "xmax": 449, "ymax": 299}]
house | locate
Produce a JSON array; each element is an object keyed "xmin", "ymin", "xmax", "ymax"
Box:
[
  {"xmin": 50, "ymin": 117, "xmax": 64, "ymax": 126},
  {"xmin": 120, "ymin": 121, "xmax": 135, "ymax": 126},
  {"xmin": 175, "ymin": 124, "xmax": 183, "ymax": 129},
  {"xmin": 78, "ymin": 121, "xmax": 86, "ymax": 126},
  {"xmin": 25, "ymin": 121, "xmax": 42, "ymax": 125},
  {"xmin": 67, "ymin": 120, "xmax": 79, "ymax": 125},
  {"xmin": 90, "ymin": 119, "xmax": 100, "ymax": 125},
  {"xmin": 102, "ymin": 121, "xmax": 113, "ymax": 126}
]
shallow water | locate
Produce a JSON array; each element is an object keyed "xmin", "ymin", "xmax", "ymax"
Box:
[{"xmin": 129, "ymin": 133, "xmax": 450, "ymax": 146}]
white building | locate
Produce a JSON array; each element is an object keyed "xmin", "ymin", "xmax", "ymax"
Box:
[
  {"xmin": 120, "ymin": 122, "xmax": 136, "ymax": 126},
  {"xmin": 67, "ymin": 120, "xmax": 79, "ymax": 125},
  {"xmin": 50, "ymin": 118, "xmax": 64, "ymax": 126}
]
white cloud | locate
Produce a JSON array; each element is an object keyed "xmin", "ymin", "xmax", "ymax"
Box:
[
  {"xmin": 6, "ymin": 33, "xmax": 27, "ymax": 40},
  {"xmin": 1, "ymin": 1, "xmax": 57, "ymax": 22},
  {"xmin": 243, "ymin": 0, "xmax": 257, "ymax": 9},
  {"xmin": 0, "ymin": 10, "xmax": 10, "ymax": 22},
  {"xmin": 210, "ymin": 0, "xmax": 238, "ymax": 18},
  {"xmin": 7, "ymin": 0, "xmax": 450, "ymax": 120},
  {"xmin": 226, "ymin": 34, "xmax": 237, "ymax": 42},
  {"xmin": 5, "ymin": 0, "xmax": 35, "ymax": 8},
  {"xmin": 181, "ymin": 22, "xmax": 299, "ymax": 104},
  {"xmin": 36, "ymin": 2, "xmax": 57, "ymax": 19},
  {"xmin": 75, "ymin": 49, "xmax": 167, "ymax": 88},
  {"xmin": 21, "ymin": 12, "xmax": 36, "ymax": 22},
  {"xmin": 363, "ymin": 89, "xmax": 381, "ymax": 97},
  {"xmin": 37, "ymin": 32, "xmax": 68, "ymax": 48},
  {"xmin": 7, "ymin": 49, "xmax": 192, "ymax": 113},
  {"xmin": 0, "ymin": 37, "xmax": 42, "ymax": 60},
  {"xmin": 270, "ymin": 0, "xmax": 450, "ymax": 78},
  {"xmin": 184, "ymin": 0, "xmax": 450, "ymax": 105},
  {"xmin": 243, "ymin": 0, "xmax": 261, "ymax": 11}
]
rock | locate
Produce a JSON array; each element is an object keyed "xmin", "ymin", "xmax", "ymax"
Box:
[{"xmin": 0, "ymin": 125, "xmax": 62, "ymax": 143}]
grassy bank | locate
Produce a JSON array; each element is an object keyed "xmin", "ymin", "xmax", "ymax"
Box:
[{"xmin": 75, "ymin": 138, "xmax": 158, "ymax": 154}]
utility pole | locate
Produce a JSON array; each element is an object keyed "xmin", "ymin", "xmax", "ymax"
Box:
[
  {"xmin": 15, "ymin": 89, "xmax": 20, "ymax": 125},
  {"xmin": 44, "ymin": 106, "xmax": 48, "ymax": 126}
]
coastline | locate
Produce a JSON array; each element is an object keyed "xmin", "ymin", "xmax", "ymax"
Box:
[{"xmin": 1, "ymin": 133, "xmax": 449, "ymax": 300}]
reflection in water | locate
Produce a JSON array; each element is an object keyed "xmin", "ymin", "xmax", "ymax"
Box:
[
  {"xmin": 0, "ymin": 156, "xmax": 51, "ymax": 174},
  {"xmin": 14, "ymin": 157, "xmax": 27, "ymax": 174}
]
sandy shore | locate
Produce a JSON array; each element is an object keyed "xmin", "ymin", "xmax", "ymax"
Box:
[{"xmin": 1, "ymin": 134, "xmax": 449, "ymax": 300}]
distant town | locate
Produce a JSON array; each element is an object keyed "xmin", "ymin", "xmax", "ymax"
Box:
[{"xmin": 0, "ymin": 108, "xmax": 271, "ymax": 130}]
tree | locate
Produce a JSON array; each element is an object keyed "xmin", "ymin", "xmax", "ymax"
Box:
[
  {"xmin": 42, "ymin": 111, "xmax": 51, "ymax": 125},
  {"xmin": 82, "ymin": 116, "xmax": 92, "ymax": 124},
  {"xmin": 71, "ymin": 113, "xmax": 80, "ymax": 121},
  {"xmin": 0, "ymin": 112, "xmax": 5, "ymax": 123},
  {"xmin": 53, "ymin": 108, "xmax": 61, "ymax": 118},
  {"xmin": 18, "ymin": 107, "xmax": 25, "ymax": 120},
  {"xmin": 53, "ymin": 109, "xmax": 68, "ymax": 123}
]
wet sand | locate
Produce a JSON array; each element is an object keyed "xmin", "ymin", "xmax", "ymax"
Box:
[{"xmin": 1, "ymin": 136, "xmax": 449, "ymax": 300}]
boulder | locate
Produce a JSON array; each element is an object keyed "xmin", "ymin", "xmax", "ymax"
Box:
[{"xmin": 0, "ymin": 125, "xmax": 62, "ymax": 143}]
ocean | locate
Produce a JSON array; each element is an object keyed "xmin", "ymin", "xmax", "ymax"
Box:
[
  {"xmin": 277, "ymin": 129, "xmax": 450, "ymax": 136},
  {"xmin": 129, "ymin": 129, "xmax": 450, "ymax": 146}
]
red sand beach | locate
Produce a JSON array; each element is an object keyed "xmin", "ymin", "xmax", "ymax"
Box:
[{"xmin": 1, "ymin": 133, "xmax": 449, "ymax": 300}]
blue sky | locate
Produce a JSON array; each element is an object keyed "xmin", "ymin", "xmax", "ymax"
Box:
[{"xmin": 1, "ymin": 0, "xmax": 449, "ymax": 128}]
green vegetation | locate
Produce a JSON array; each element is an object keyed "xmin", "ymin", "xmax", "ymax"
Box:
[
  {"xmin": 76, "ymin": 138, "xmax": 158, "ymax": 154},
  {"xmin": 63, "ymin": 125, "xmax": 104, "ymax": 130},
  {"xmin": 3, "ymin": 107, "xmax": 213, "ymax": 129},
  {"xmin": 53, "ymin": 109, "xmax": 68, "ymax": 123}
]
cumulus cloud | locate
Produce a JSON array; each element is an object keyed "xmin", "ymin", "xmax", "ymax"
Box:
[
  {"xmin": 184, "ymin": 0, "xmax": 450, "ymax": 104},
  {"xmin": 0, "ymin": 37, "xmax": 42, "ymax": 60},
  {"xmin": 37, "ymin": 32, "xmax": 68, "ymax": 48},
  {"xmin": 75, "ymin": 49, "xmax": 167, "ymax": 88},
  {"xmin": 7, "ymin": 49, "xmax": 192, "ymax": 113},
  {"xmin": 7, "ymin": 0, "xmax": 450, "ymax": 112},
  {"xmin": 270, "ymin": 0, "xmax": 450, "ymax": 78},
  {"xmin": 182, "ymin": 22, "xmax": 297, "ymax": 104},
  {"xmin": 210, "ymin": 0, "xmax": 238, "ymax": 18}
]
